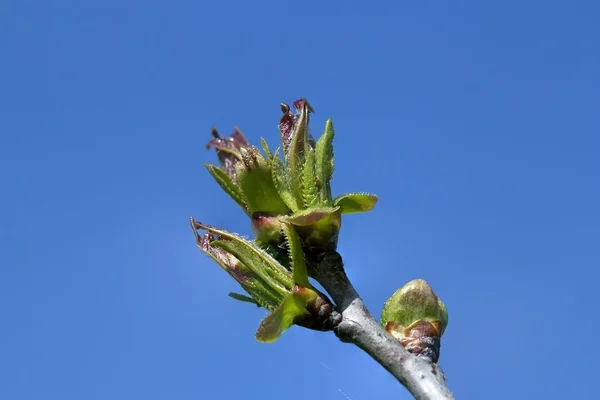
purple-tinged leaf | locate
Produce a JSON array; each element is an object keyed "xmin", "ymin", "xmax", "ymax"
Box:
[
  {"xmin": 206, "ymin": 126, "xmax": 251, "ymax": 179},
  {"xmin": 190, "ymin": 218, "xmax": 253, "ymax": 285}
]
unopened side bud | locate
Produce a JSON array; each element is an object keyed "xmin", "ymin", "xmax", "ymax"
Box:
[{"xmin": 292, "ymin": 286, "xmax": 341, "ymax": 331}]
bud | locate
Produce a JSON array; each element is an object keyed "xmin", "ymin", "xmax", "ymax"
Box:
[
  {"xmin": 380, "ymin": 279, "xmax": 448, "ymax": 363},
  {"xmin": 250, "ymin": 212, "xmax": 284, "ymax": 245},
  {"xmin": 292, "ymin": 285, "xmax": 341, "ymax": 331}
]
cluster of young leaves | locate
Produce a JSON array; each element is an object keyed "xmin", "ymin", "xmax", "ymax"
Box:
[
  {"xmin": 192, "ymin": 99, "xmax": 378, "ymax": 342},
  {"xmin": 204, "ymin": 100, "xmax": 377, "ymax": 244},
  {"xmin": 192, "ymin": 216, "xmax": 334, "ymax": 342}
]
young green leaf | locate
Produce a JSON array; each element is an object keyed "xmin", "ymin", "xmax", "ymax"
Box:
[
  {"xmin": 282, "ymin": 207, "xmax": 339, "ymax": 226},
  {"xmin": 235, "ymin": 147, "xmax": 290, "ymax": 214},
  {"xmin": 302, "ymin": 148, "xmax": 320, "ymax": 207},
  {"xmin": 315, "ymin": 119, "xmax": 335, "ymax": 205},
  {"xmin": 190, "ymin": 217, "xmax": 282, "ymax": 309},
  {"xmin": 204, "ymin": 164, "xmax": 249, "ymax": 215},
  {"xmin": 282, "ymin": 224, "xmax": 310, "ymax": 287},
  {"xmin": 286, "ymin": 101, "xmax": 311, "ymax": 208},
  {"xmin": 270, "ymin": 148, "xmax": 301, "ymax": 212},
  {"xmin": 260, "ymin": 137, "xmax": 273, "ymax": 159},
  {"xmin": 255, "ymin": 293, "xmax": 310, "ymax": 343},
  {"xmin": 228, "ymin": 292, "xmax": 261, "ymax": 306},
  {"xmin": 192, "ymin": 220, "xmax": 293, "ymax": 294},
  {"xmin": 213, "ymin": 239, "xmax": 291, "ymax": 298},
  {"xmin": 333, "ymin": 193, "xmax": 378, "ymax": 214}
]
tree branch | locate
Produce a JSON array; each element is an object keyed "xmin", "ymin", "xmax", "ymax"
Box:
[{"xmin": 312, "ymin": 252, "xmax": 455, "ymax": 400}]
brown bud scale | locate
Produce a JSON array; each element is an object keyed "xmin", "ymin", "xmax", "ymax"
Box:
[
  {"xmin": 386, "ymin": 320, "xmax": 442, "ymax": 363},
  {"xmin": 293, "ymin": 286, "xmax": 340, "ymax": 331}
]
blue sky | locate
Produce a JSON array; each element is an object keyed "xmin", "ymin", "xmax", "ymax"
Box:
[{"xmin": 2, "ymin": 1, "xmax": 599, "ymax": 399}]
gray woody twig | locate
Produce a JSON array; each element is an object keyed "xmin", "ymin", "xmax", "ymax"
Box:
[{"xmin": 312, "ymin": 252, "xmax": 455, "ymax": 400}]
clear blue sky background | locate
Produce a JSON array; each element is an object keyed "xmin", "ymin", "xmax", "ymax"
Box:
[{"xmin": 2, "ymin": 1, "xmax": 599, "ymax": 399}]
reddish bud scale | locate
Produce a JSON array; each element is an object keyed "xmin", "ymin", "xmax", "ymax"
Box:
[
  {"xmin": 385, "ymin": 320, "xmax": 443, "ymax": 363},
  {"xmin": 292, "ymin": 286, "xmax": 341, "ymax": 331}
]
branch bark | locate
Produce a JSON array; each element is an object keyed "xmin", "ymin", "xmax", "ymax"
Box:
[{"xmin": 312, "ymin": 252, "xmax": 455, "ymax": 400}]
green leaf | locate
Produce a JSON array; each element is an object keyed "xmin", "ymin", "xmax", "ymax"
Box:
[
  {"xmin": 229, "ymin": 292, "xmax": 260, "ymax": 307},
  {"xmin": 213, "ymin": 239, "xmax": 292, "ymax": 298},
  {"xmin": 192, "ymin": 221, "xmax": 293, "ymax": 294},
  {"xmin": 235, "ymin": 147, "xmax": 290, "ymax": 214},
  {"xmin": 302, "ymin": 148, "xmax": 320, "ymax": 207},
  {"xmin": 255, "ymin": 293, "xmax": 310, "ymax": 343},
  {"xmin": 287, "ymin": 102, "xmax": 311, "ymax": 209},
  {"xmin": 270, "ymin": 148, "xmax": 301, "ymax": 211},
  {"xmin": 190, "ymin": 218, "xmax": 282, "ymax": 309},
  {"xmin": 282, "ymin": 207, "xmax": 339, "ymax": 226},
  {"xmin": 260, "ymin": 137, "xmax": 272, "ymax": 159},
  {"xmin": 282, "ymin": 224, "xmax": 309, "ymax": 287},
  {"xmin": 209, "ymin": 240, "xmax": 284, "ymax": 308},
  {"xmin": 204, "ymin": 164, "xmax": 249, "ymax": 215},
  {"xmin": 334, "ymin": 193, "xmax": 378, "ymax": 214},
  {"xmin": 315, "ymin": 119, "xmax": 335, "ymax": 205}
]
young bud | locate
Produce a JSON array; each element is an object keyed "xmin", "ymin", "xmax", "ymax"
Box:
[
  {"xmin": 380, "ymin": 279, "xmax": 448, "ymax": 363},
  {"xmin": 251, "ymin": 212, "xmax": 284, "ymax": 245},
  {"xmin": 292, "ymin": 285, "xmax": 341, "ymax": 331}
]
